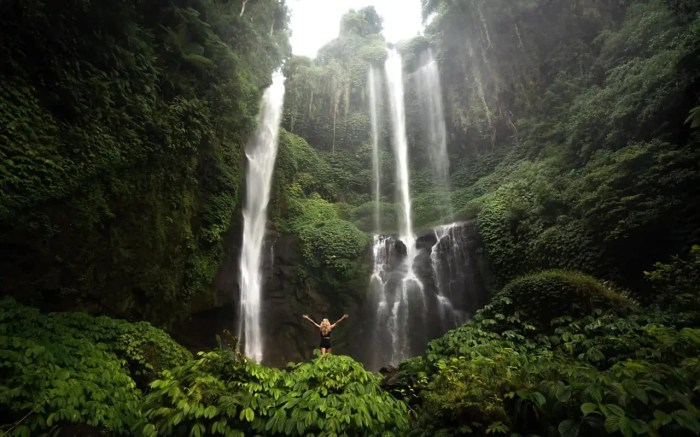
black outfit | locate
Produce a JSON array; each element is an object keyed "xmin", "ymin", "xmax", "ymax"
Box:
[{"xmin": 319, "ymin": 331, "xmax": 331, "ymax": 349}]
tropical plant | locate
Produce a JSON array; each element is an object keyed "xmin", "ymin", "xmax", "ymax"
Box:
[
  {"xmin": 142, "ymin": 350, "xmax": 410, "ymax": 436},
  {"xmin": 0, "ymin": 298, "xmax": 191, "ymax": 436}
]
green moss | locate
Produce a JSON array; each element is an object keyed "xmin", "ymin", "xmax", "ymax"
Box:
[
  {"xmin": 484, "ymin": 270, "xmax": 635, "ymax": 329},
  {"xmin": 287, "ymin": 193, "xmax": 370, "ymax": 287}
]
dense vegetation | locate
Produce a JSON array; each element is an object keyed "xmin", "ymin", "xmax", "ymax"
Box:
[
  {"xmin": 385, "ymin": 248, "xmax": 700, "ymax": 436},
  {"xmin": 2, "ymin": 251, "xmax": 698, "ymax": 436},
  {"xmin": 271, "ymin": 130, "xmax": 370, "ymax": 304},
  {"xmin": 0, "ymin": 297, "xmax": 191, "ymax": 435},
  {"xmin": 0, "ymin": 0, "xmax": 289, "ymax": 325},
  {"xmin": 1, "ymin": 0, "xmax": 700, "ymax": 435},
  {"xmin": 420, "ymin": 0, "xmax": 700, "ymax": 289},
  {"xmin": 142, "ymin": 348, "xmax": 409, "ymax": 436},
  {"xmin": 278, "ymin": 0, "xmax": 700, "ymax": 293},
  {"xmin": 0, "ymin": 299, "xmax": 409, "ymax": 436}
]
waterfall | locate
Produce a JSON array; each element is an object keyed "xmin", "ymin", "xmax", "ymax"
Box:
[
  {"xmin": 238, "ymin": 71, "xmax": 285, "ymax": 363},
  {"xmin": 367, "ymin": 235, "xmax": 391, "ymax": 370},
  {"xmin": 362, "ymin": 50, "xmax": 488, "ymax": 370},
  {"xmin": 415, "ymin": 50, "xmax": 453, "ymax": 222},
  {"xmin": 368, "ymin": 66, "xmax": 382, "ymax": 233},
  {"xmin": 414, "ymin": 50, "xmax": 463, "ymax": 330},
  {"xmin": 370, "ymin": 49, "xmax": 425, "ymax": 365},
  {"xmin": 431, "ymin": 223, "xmax": 468, "ymax": 331},
  {"xmin": 385, "ymin": 49, "xmax": 414, "ymax": 249}
]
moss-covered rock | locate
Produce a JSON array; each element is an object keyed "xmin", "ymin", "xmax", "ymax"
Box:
[{"xmin": 483, "ymin": 270, "xmax": 635, "ymax": 329}]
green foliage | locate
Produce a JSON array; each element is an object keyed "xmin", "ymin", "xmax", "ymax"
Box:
[
  {"xmin": 415, "ymin": 0, "xmax": 700, "ymax": 289},
  {"xmin": 469, "ymin": 138, "xmax": 700, "ymax": 285},
  {"xmin": 0, "ymin": 0, "xmax": 289, "ymax": 325},
  {"xmin": 287, "ymin": 192, "xmax": 370, "ymax": 285},
  {"xmin": 283, "ymin": 8, "xmax": 386, "ymax": 154},
  {"xmin": 0, "ymin": 300, "xmax": 411, "ymax": 436},
  {"xmin": 0, "ymin": 298, "xmax": 191, "ymax": 435},
  {"xmin": 392, "ymin": 299, "xmax": 700, "ymax": 436},
  {"xmin": 565, "ymin": 1, "xmax": 699, "ymax": 156},
  {"xmin": 325, "ymin": 150, "xmax": 373, "ymax": 201},
  {"xmin": 412, "ymin": 189, "xmax": 454, "ymax": 230},
  {"xmin": 483, "ymin": 270, "xmax": 635, "ymax": 330},
  {"xmin": 570, "ymin": 141, "xmax": 700, "ymax": 246},
  {"xmin": 340, "ymin": 7, "xmax": 384, "ymax": 37},
  {"xmin": 143, "ymin": 350, "xmax": 410, "ymax": 436},
  {"xmin": 645, "ymin": 245, "xmax": 700, "ymax": 313},
  {"xmin": 474, "ymin": 158, "xmax": 597, "ymax": 280},
  {"xmin": 687, "ymin": 104, "xmax": 700, "ymax": 129},
  {"xmin": 270, "ymin": 130, "xmax": 371, "ymax": 305},
  {"xmin": 60, "ymin": 318, "xmax": 192, "ymax": 390},
  {"xmin": 421, "ymin": 0, "xmax": 624, "ymax": 152},
  {"xmin": 348, "ymin": 200, "xmax": 398, "ymax": 233},
  {"xmin": 273, "ymin": 130, "xmax": 337, "ymax": 203}
]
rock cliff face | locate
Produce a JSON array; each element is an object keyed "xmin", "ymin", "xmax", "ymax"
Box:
[{"xmin": 175, "ymin": 220, "xmax": 492, "ymax": 369}]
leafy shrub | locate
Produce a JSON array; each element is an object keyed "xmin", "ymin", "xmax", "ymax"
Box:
[
  {"xmin": 565, "ymin": 1, "xmax": 696, "ymax": 155},
  {"xmin": 278, "ymin": 354, "xmax": 411, "ymax": 436},
  {"xmin": 54, "ymin": 312, "xmax": 193, "ymax": 389},
  {"xmin": 412, "ymin": 189, "xmax": 454, "ymax": 230},
  {"xmin": 295, "ymin": 218, "xmax": 369, "ymax": 277},
  {"xmin": 483, "ymin": 270, "xmax": 635, "ymax": 330},
  {"xmin": 142, "ymin": 350, "xmax": 410, "ymax": 436},
  {"xmin": 274, "ymin": 130, "xmax": 336, "ymax": 201},
  {"xmin": 348, "ymin": 200, "xmax": 398, "ymax": 233},
  {"xmin": 393, "ymin": 306, "xmax": 700, "ymax": 437},
  {"xmin": 285, "ymin": 190, "xmax": 370, "ymax": 292},
  {"xmin": 0, "ymin": 299, "xmax": 167, "ymax": 435},
  {"xmin": 645, "ymin": 245, "xmax": 700, "ymax": 313},
  {"xmin": 473, "ymin": 159, "xmax": 565, "ymax": 280}
]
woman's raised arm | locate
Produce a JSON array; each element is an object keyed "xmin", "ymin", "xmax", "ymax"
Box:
[
  {"xmin": 330, "ymin": 314, "xmax": 349, "ymax": 329},
  {"xmin": 302, "ymin": 314, "xmax": 321, "ymax": 328}
]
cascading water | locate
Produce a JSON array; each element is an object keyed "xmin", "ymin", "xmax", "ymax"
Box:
[
  {"xmin": 367, "ymin": 235, "xmax": 391, "ymax": 370},
  {"xmin": 367, "ymin": 66, "xmax": 393, "ymax": 369},
  {"xmin": 414, "ymin": 52, "xmax": 464, "ymax": 331},
  {"xmin": 372, "ymin": 49, "xmax": 426, "ymax": 365},
  {"xmin": 431, "ymin": 223, "xmax": 468, "ymax": 331},
  {"xmin": 385, "ymin": 50, "xmax": 414, "ymax": 249},
  {"xmin": 238, "ymin": 71, "xmax": 285, "ymax": 363},
  {"xmin": 363, "ymin": 51, "xmax": 490, "ymax": 370},
  {"xmin": 414, "ymin": 49, "xmax": 453, "ymax": 222},
  {"xmin": 368, "ymin": 66, "xmax": 382, "ymax": 233}
]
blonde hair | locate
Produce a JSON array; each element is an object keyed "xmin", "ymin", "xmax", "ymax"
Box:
[{"xmin": 320, "ymin": 318, "xmax": 331, "ymax": 335}]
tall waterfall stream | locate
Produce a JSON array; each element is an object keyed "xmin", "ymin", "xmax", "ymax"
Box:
[
  {"xmin": 365, "ymin": 50, "xmax": 473, "ymax": 368},
  {"xmin": 238, "ymin": 71, "xmax": 286, "ymax": 363}
]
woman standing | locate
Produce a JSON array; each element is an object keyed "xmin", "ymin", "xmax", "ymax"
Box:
[{"xmin": 302, "ymin": 314, "xmax": 349, "ymax": 355}]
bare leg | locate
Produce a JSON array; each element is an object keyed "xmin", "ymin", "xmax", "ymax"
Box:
[{"xmin": 320, "ymin": 348, "xmax": 328, "ymax": 355}]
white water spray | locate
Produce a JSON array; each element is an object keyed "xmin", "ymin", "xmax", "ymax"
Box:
[
  {"xmin": 383, "ymin": 49, "xmax": 425, "ymax": 363},
  {"xmin": 367, "ymin": 235, "xmax": 391, "ymax": 369},
  {"xmin": 415, "ymin": 50, "xmax": 453, "ymax": 221},
  {"xmin": 368, "ymin": 66, "xmax": 382, "ymax": 233},
  {"xmin": 238, "ymin": 71, "xmax": 285, "ymax": 363},
  {"xmin": 431, "ymin": 223, "xmax": 467, "ymax": 330},
  {"xmin": 364, "ymin": 51, "xmax": 486, "ymax": 369},
  {"xmin": 385, "ymin": 49, "xmax": 414, "ymax": 249}
]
